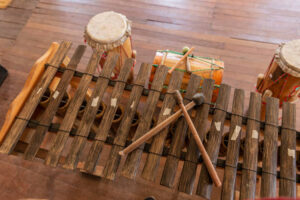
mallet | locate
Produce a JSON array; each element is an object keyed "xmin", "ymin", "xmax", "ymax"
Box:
[
  {"xmin": 168, "ymin": 47, "xmax": 194, "ymax": 74},
  {"xmin": 119, "ymin": 92, "xmax": 205, "ymax": 156},
  {"xmin": 174, "ymin": 90, "xmax": 222, "ymax": 187}
]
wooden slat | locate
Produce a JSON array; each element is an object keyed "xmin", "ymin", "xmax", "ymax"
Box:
[
  {"xmin": 102, "ymin": 63, "xmax": 151, "ymax": 180},
  {"xmin": 62, "ymin": 53, "xmax": 119, "ymax": 170},
  {"xmin": 279, "ymin": 102, "xmax": 296, "ymax": 197},
  {"xmin": 121, "ymin": 65, "xmax": 168, "ymax": 179},
  {"xmin": 83, "ymin": 58, "xmax": 134, "ymax": 173},
  {"xmin": 44, "ymin": 51, "xmax": 100, "ymax": 167},
  {"xmin": 0, "ymin": 41, "xmax": 71, "ymax": 154},
  {"xmin": 160, "ymin": 74, "xmax": 201, "ymax": 188},
  {"xmin": 221, "ymin": 88, "xmax": 244, "ymax": 200},
  {"xmin": 178, "ymin": 78, "xmax": 215, "ymax": 194},
  {"xmin": 260, "ymin": 97, "xmax": 279, "ymax": 198},
  {"xmin": 23, "ymin": 45, "xmax": 86, "ymax": 160},
  {"xmin": 239, "ymin": 92, "xmax": 262, "ymax": 200},
  {"xmin": 141, "ymin": 70, "xmax": 184, "ymax": 181},
  {"xmin": 196, "ymin": 84, "xmax": 231, "ymax": 198}
]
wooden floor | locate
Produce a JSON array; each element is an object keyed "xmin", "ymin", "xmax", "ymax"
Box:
[{"xmin": 0, "ymin": 0, "xmax": 299, "ymax": 199}]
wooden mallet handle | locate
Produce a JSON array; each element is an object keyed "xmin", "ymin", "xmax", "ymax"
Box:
[
  {"xmin": 174, "ymin": 90, "xmax": 222, "ymax": 187},
  {"xmin": 168, "ymin": 47, "xmax": 194, "ymax": 74},
  {"xmin": 119, "ymin": 101, "xmax": 195, "ymax": 156}
]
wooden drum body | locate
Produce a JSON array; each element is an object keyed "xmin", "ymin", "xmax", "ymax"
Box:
[
  {"xmin": 84, "ymin": 11, "xmax": 135, "ymax": 81},
  {"xmin": 150, "ymin": 50, "xmax": 224, "ymax": 102},
  {"xmin": 257, "ymin": 40, "xmax": 300, "ymax": 105}
]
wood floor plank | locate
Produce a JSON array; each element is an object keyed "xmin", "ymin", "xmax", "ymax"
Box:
[{"xmin": 0, "ymin": 21, "xmax": 24, "ymax": 40}]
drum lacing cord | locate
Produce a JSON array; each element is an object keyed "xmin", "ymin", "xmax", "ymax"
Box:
[
  {"xmin": 14, "ymin": 115, "xmax": 297, "ymax": 183},
  {"xmin": 256, "ymin": 58, "xmax": 299, "ymax": 104},
  {"xmin": 256, "ymin": 56, "xmax": 274, "ymax": 92},
  {"xmin": 156, "ymin": 50, "xmax": 224, "ymax": 69}
]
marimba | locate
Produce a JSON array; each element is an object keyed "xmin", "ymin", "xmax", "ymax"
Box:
[{"xmin": 0, "ymin": 41, "xmax": 298, "ymax": 200}]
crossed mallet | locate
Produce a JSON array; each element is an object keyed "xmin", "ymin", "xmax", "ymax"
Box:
[{"xmin": 119, "ymin": 90, "xmax": 222, "ymax": 187}]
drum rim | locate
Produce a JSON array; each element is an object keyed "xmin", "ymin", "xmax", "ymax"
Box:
[
  {"xmin": 277, "ymin": 39, "xmax": 300, "ymax": 77},
  {"xmin": 84, "ymin": 11, "xmax": 132, "ymax": 52}
]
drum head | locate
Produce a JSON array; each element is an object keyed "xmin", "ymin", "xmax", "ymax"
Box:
[
  {"xmin": 86, "ymin": 11, "xmax": 128, "ymax": 43},
  {"xmin": 279, "ymin": 39, "xmax": 300, "ymax": 77}
]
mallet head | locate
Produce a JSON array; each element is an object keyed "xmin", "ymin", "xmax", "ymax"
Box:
[{"xmin": 192, "ymin": 93, "xmax": 205, "ymax": 106}]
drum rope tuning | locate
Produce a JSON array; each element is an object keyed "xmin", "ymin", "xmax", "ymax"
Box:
[
  {"xmin": 256, "ymin": 40, "xmax": 300, "ymax": 105},
  {"xmin": 257, "ymin": 56, "xmax": 300, "ymax": 103}
]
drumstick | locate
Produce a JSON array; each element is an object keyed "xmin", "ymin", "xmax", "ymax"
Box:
[
  {"xmin": 161, "ymin": 50, "xmax": 168, "ymax": 65},
  {"xmin": 186, "ymin": 56, "xmax": 192, "ymax": 73},
  {"xmin": 168, "ymin": 47, "xmax": 194, "ymax": 74},
  {"xmin": 119, "ymin": 93, "xmax": 205, "ymax": 156},
  {"xmin": 174, "ymin": 90, "xmax": 222, "ymax": 188}
]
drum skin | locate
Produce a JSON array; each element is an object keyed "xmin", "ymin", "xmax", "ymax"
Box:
[{"xmin": 150, "ymin": 51, "xmax": 224, "ymax": 102}]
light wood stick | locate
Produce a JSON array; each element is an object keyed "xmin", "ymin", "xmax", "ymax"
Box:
[
  {"xmin": 161, "ymin": 50, "xmax": 168, "ymax": 65},
  {"xmin": 168, "ymin": 47, "xmax": 194, "ymax": 74},
  {"xmin": 119, "ymin": 101, "xmax": 195, "ymax": 156},
  {"xmin": 174, "ymin": 90, "xmax": 222, "ymax": 188},
  {"xmin": 186, "ymin": 56, "xmax": 192, "ymax": 73}
]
